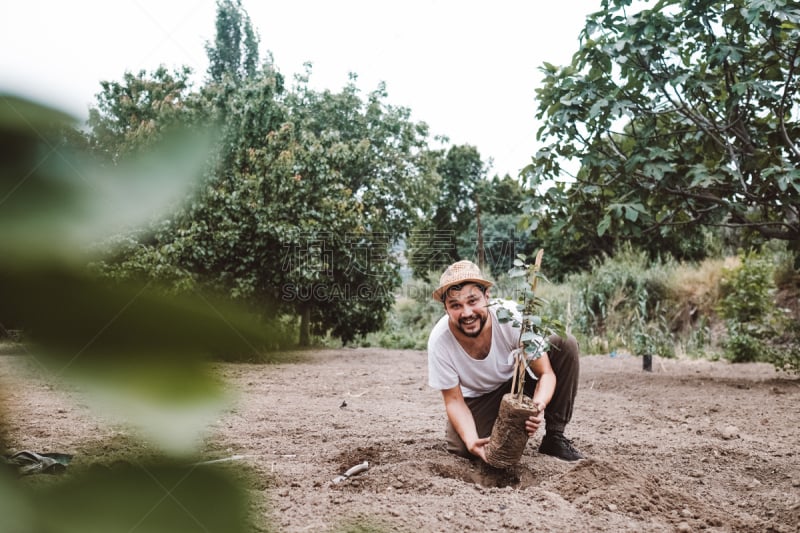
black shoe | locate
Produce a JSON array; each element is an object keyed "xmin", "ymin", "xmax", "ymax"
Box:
[{"xmin": 539, "ymin": 432, "xmax": 585, "ymax": 462}]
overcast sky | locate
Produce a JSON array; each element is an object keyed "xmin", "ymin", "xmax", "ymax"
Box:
[{"xmin": 1, "ymin": 0, "xmax": 600, "ymax": 178}]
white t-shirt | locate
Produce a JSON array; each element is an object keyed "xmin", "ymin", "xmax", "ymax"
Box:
[{"xmin": 427, "ymin": 299, "xmax": 541, "ymax": 398}]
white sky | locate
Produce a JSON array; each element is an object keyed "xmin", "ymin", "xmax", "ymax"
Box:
[{"xmin": 1, "ymin": 0, "xmax": 600, "ymax": 178}]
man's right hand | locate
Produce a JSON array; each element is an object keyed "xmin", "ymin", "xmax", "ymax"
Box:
[{"xmin": 467, "ymin": 437, "xmax": 491, "ymax": 462}]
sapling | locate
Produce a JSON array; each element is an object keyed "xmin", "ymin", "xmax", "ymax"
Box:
[
  {"xmin": 506, "ymin": 249, "xmax": 551, "ymax": 399},
  {"xmin": 484, "ymin": 249, "xmax": 556, "ymax": 468}
]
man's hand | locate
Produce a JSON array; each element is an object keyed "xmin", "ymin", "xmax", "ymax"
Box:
[
  {"xmin": 441, "ymin": 386, "xmax": 492, "ymax": 462},
  {"xmin": 467, "ymin": 437, "xmax": 490, "ymax": 462},
  {"xmin": 525, "ymin": 402, "xmax": 546, "ymax": 437}
]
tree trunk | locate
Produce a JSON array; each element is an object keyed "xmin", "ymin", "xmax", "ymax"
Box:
[
  {"xmin": 475, "ymin": 195, "xmax": 485, "ymax": 271},
  {"xmin": 298, "ymin": 307, "xmax": 310, "ymax": 347}
]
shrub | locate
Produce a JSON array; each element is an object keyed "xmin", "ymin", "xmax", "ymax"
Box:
[
  {"xmin": 716, "ymin": 250, "xmax": 798, "ymax": 371},
  {"xmin": 566, "ymin": 244, "xmax": 674, "ymax": 355},
  {"xmin": 630, "ymin": 305, "xmax": 675, "ymax": 359},
  {"xmin": 716, "ymin": 251, "xmax": 770, "ymax": 364}
]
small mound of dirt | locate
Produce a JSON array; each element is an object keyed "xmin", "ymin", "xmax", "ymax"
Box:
[
  {"xmin": 543, "ymin": 458, "xmax": 750, "ymax": 530},
  {"xmin": 546, "ymin": 458, "xmax": 680, "ymax": 511}
]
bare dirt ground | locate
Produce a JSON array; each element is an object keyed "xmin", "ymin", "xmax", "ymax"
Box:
[{"xmin": 2, "ymin": 347, "xmax": 799, "ymax": 532}]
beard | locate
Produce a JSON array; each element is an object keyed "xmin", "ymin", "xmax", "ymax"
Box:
[{"xmin": 457, "ymin": 314, "xmax": 488, "ymax": 338}]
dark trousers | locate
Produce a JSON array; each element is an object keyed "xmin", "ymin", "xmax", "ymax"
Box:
[{"xmin": 445, "ymin": 334, "xmax": 580, "ymax": 457}]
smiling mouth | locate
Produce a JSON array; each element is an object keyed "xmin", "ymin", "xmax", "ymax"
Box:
[{"xmin": 460, "ymin": 317, "xmax": 479, "ymax": 326}]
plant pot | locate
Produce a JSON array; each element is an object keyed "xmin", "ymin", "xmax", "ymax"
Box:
[{"xmin": 484, "ymin": 393, "xmax": 540, "ymax": 468}]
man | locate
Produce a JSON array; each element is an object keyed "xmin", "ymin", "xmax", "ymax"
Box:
[{"xmin": 427, "ymin": 260, "xmax": 584, "ymax": 462}]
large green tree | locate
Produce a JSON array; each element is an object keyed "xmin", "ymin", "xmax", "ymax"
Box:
[
  {"xmin": 87, "ymin": 3, "xmax": 438, "ymax": 345},
  {"xmin": 527, "ymin": 0, "xmax": 800, "ymax": 264},
  {"xmin": 234, "ymin": 74, "xmax": 438, "ymax": 344}
]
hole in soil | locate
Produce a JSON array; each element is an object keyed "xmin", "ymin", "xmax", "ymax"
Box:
[
  {"xmin": 430, "ymin": 461, "xmax": 537, "ymax": 489},
  {"xmin": 333, "ymin": 445, "xmax": 382, "ymax": 471}
]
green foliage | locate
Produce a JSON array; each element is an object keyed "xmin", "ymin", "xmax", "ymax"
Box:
[
  {"xmin": 678, "ymin": 316, "xmax": 715, "ymax": 360},
  {"xmin": 767, "ymin": 238, "xmax": 800, "ymax": 287},
  {"xmin": 498, "ymin": 251, "xmax": 567, "ymax": 398},
  {"xmin": 532, "ymin": 244, "xmax": 686, "ymax": 358},
  {"xmin": 0, "ymin": 94, "xmax": 292, "ymax": 530},
  {"xmin": 630, "ymin": 304, "xmax": 675, "ymax": 359},
  {"xmin": 1, "ymin": 96, "xmax": 209, "ymax": 263},
  {"xmin": 718, "ymin": 252, "xmax": 775, "ymax": 324},
  {"xmin": 87, "ymin": 28, "xmax": 437, "ymax": 346},
  {"xmin": 407, "ymin": 145, "xmax": 486, "ymax": 279},
  {"xmin": 723, "ymin": 321, "xmax": 768, "ymax": 363},
  {"xmin": 458, "ymin": 214, "xmax": 528, "ymax": 277},
  {"xmin": 569, "ymin": 245, "xmax": 671, "ymax": 345},
  {"xmin": 521, "ymin": 172, "xmax": 718, "ymax": 278},
  {"xmin": 0, "ymin": 461, "xmax": 249, "ymax": 533},
  {"xmin": 526, "ymin": 0, "xmax": 800, "ymax": 271},
  {"xmin": 374, "ymin": 245, "xmax": 799, "ymax": 374},
  {"xmin": 0, "ymin": 265, "xmax": 286, "ymax": 450},
  {"xmin": 768, "ymin": 340, "xmax": 800, "ymax": 375},
  {"xmin": 206, "ymin": 0, "xmax": 260, "ymax": 83},
  {"xmin": 717, "ymin": 251, "xmax": 785, "ymax": 365},
  {"xmin": 362, "ymin": 297, "xmax": 437, "ymax": 350},
  {"xmin": 457, "ymin": 175, "xmax": 536, "ymax": 276},
  {"xmin": 87, "ymin": 66, "xmax": 202, "ymax": 162},
  {"xmin": 475, "ymin": 173, "xmax": 527, "ymax": 216},
  {"xmin": 360, "ymin": 275, "xmax": 443, "ymax": 350},
  {"xmin": 409, "ymin": 166, "xmax": 534, "ymax": 283}
]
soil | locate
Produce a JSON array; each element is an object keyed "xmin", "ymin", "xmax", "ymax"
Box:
[{"xmin": 2, "ymin": 347, "xmax": 799, "ymax": 532}]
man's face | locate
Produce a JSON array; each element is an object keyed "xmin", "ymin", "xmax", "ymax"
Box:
[{"xmin": 443, "ymin": 283, "xmax": 489, "ymax": 338}]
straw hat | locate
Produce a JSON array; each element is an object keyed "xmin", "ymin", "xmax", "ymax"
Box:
[{"xmin": 432, "ymin": 260, "xmax": 493, "ymax": 301}]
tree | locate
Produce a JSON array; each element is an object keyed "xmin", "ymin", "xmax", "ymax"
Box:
[
  {"xmin": 263, "ymin": 75, "xmax": 438, "ymax": 343},
  {"xmin": 521, "ymin": 142, "xmax": 716, "ymax": 278},
  {"xmin": 457, "ymin": 175, "xmax": 536, "ymax": 277},
  {"xmin": 205, "ymin": 0, "xmax": 260, "ymax": 83},
  {"xmin": 476, "ymin": 173, "xmax": 526, "ymax": 216},
  {"xmin": 87, "ymin": 64, "xmax": 437, "ymax": 345},
  {"xmin": 527, "ymin": 0, "xmax": 800, "ymax": 264},
  {"xmin": 85, "ymin": 0, "xmax": 443, "ymax": 346},
  {"xmin": 407, "ymin": 144, "xmax": 486, "ymax": 279},
  {"xmin": 283, "ymin": 73, "xmax": 438, "ymax": 239}
]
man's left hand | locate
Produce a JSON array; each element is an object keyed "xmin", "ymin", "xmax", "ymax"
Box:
[{"xmin": 525, "ymin": 402, "xmax": 545, "ymax": 437}]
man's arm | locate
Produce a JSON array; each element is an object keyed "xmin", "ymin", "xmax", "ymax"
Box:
[
  {"xmin": 530, "ymin": 352, "xmax": 556, "ymax": 407},
  {"xmin": 525, "ymin": 352, "xmax": 556, "ymax": 436},
  {"xmin": 441, "ymin": 386, "xmax": 489, "ymax": 462}
]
